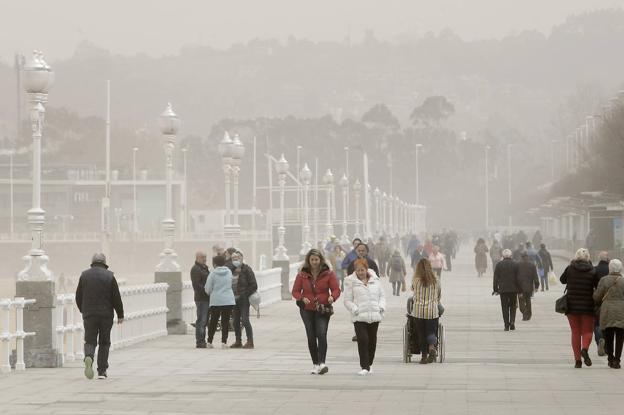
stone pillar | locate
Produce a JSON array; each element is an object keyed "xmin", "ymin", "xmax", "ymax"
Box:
[
  {"xmin": 154, "ymin": 271, "xmax": 186, "ymax": 334},
  {"xmin": 273, "ymin": 260, "xmax": 290, "ymax": 300},
  {"xmin": 15, "ymin": 280, "xmax": 62, "ymax": 367}
]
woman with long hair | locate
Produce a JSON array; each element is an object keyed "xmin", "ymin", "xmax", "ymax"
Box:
[
  {"xmin": 412, "ymin": 258, "xmax": 441, "ymax": 364},
  {"xmin": 292, "ymin": 248, "xmax": 341, "ymax": 375}
]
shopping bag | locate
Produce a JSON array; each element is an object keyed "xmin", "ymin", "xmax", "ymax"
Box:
[{"xmin": 548, "ymin": 271, "xmax": 557, "ymax": 286}]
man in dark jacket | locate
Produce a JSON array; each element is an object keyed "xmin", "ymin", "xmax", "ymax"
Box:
[
  {"xmin": 538, "ymin": 244, "xmax": 554, "ymax": 291},
  {"xmin": 229, "ymin": 251, "xmax": 258, "ymax": 349},
  {"xmin": 191, "ymin": 251, "xmax": 210, "ymax": 348},
  {"xmin": 346, "ymin": 243, "xmax": 380, "ymax": 276},
  {"xmin": 594, "ymin": 251, "xmax": 610, "ymax": 356},
  {"xmin": 493, "ymin": 249, "xmax": 519, "ymax": 331},
  {"xmin": 517, "ymin": 253, "xmax": 540, "ymax": 321},
  {"xmin": 76, "ymin": 253, "xmax": 124, "ymax": 380},
  {"xmin": 411, "ymin": 244, "xmax": 426, "ymax": 271}
]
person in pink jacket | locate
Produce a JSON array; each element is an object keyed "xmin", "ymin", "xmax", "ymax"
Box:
[{"xmin": 428, "ymin": 246, "xmax": 446, "ymax": 279}]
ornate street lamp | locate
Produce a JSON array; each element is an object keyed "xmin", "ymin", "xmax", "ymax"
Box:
[
  {"xmin": 381, "ymin": 192, "xmax": 388, "ymax": 235},
  {"xmin": 18, "ymin": 51, "xmax": 54, "ymax": 281},
  {"xmin": 156, "ymin": 103, "xmax": 181, "ymax": 272},
  {"xmin": 299, "ymin": 163, "xmax": 312, "ymax": 255},
  {"xmin": 374, "ymin": 187, "xmax": 381, "ymax": 236},
  {"xmin": 339, "ymin": 174, "xmax": 350, "ymax": 245},
  {"xmin": 218, "ymin": 131, "xmax": 234, "ymax": 245},
  {"xmin": 230, "ymin": 133, "xmax": 245, "ymax": 247},
  {"xmin": 274, "ymin": 154, "xmax": 289, "ymax": 260},
  {"xmin": 352, "ymin": 179, "xmax": 361, "ymax": 238},
  {"xmin": 323, "ymin": 169, "xmax": 334, "ymax": 240}
]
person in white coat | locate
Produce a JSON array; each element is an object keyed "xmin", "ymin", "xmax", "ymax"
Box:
[{"xmin": 344, "ymin": 258, "xmax": 387, "ymax": 375}]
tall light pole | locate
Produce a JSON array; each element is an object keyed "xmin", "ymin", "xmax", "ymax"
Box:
[
  {"xmin": 181, "ymin": 147, "xmax": 188, "ymax": 237},
  {"xmin": 230, "ymin": 134, "xmax": 245, "ymax": 247},
  {"xmin": 485, "ymin": 145, "xmax": 490, "ymax": 231},
  {"xmin": 345, "ymin": 146, "xmax": 350, "ymax": 218},
  {"xmin": 339, "ymin": 174, "xmax": 349, "ymax": 245},
  {"xmin": 323, "ymin": 169, "xmax": 334, "ymax": 240},
  {"xmin": 274, "ymin": 154, "xmax": 289, "ymax": 260},
  {"xmin": 296, "ymin": 145, "xmax": 302, "ymax": 221},
  {"xmin": 381, "ymin": 192, "xmax": 387, "ymax": 235},
  {"xmin": 388, "ymin": 194, "xmax": 394, "ymax": 236},
  {"xmin": 132, "ymin": 147, "xmax": 138, "ymax": 235},
  {"xmin": 353, "ymin": 179, "xmax": 361, "ymax": 238},
  {"xmin": 218, "ymin": 132, "xmax": 233, "ymax": 246},
  {"xmin": 507, "ymin": 143, "xmax": 512, "ymax": 227},
  {"xmin": 374, "ymin": 187, "xmax": 380, "ymax": 236},
  {"xmin": 8, "ymin": 150, "xmax": 14, "ymax": 238},
  {"xmin": 155, "ymin": 103, "xmax": 181, "ymax": 272},
  {"xmin": 18, "ymin": 51, "xmax": 54, "ymax": 282},
  {"xmin": 415, "ymin": 143, "xmax": 423, "ymax": 205},
  {"xmin": 299, "ymin": 163, "xmax": 312, "ymax": 255}
]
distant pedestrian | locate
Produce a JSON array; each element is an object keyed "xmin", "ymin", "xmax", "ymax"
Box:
[
  {"xmin": 341, "ymin": 238, "xmax": 363, "ymax": 271},
  {"xmin": 292, "ymin": 249, "xmax": 341, "ymax": 375},
  {"xmin": 346, "ymin": 243, "xmax": 380, "ymax": 276},
  {"xmin": 76, "ymin": 253, "xmax": 124, "ymax": 380},
  {"xmin": 190, "ymin": 251, "xmax": 211, "ymax": 348},
  {"xmin": 594, "ymin": 251, "xmax": 610, "ymax": 355},
  {"xmin": 229, "ymin": 251, "xmax": 257, "ymax": 349},
  {"xmin": 560, "ymin": 248, "xmax": 600, "ymax": 368},
  {"xmin": 344, "ymin": 259, "xmax": 386, "ymax": 375},
  {"xmin": 204, "ymin": 255, "xmax": 236, "ymax": 348},
  {"xmin": 493, "ymin": 249, "xmax": 519, "ymax": 331},
  {"xmin": 516, "ymin": 253, "xmax": 540, "ymax": 321},
  {"xmin": 411, "ymin": 244, "xmax": 426, "ymax": 271},
  {"xmin": 328, "ymin": 245, "xmax": 347, "ymax": 291},
  {"xmin": 490, "ymin": 239, "xmax": 503, "ymax": 274},
  {"xmin": 593, "ymin": 259, "xmax": 624, "ymax": 369},
  {"xmin": 428, "ymin": 246, "xmax": 446, "ymax": 279},
  {"xmin": 412, "ymin": 258, "xmax": 441, "ymax": 364},
  {"xmin": 538, "ymin": 243, "xmax": 554, "ymax": 291},
  {"xmin": 388, "ymin": 249, "xmax": 407, "ymax": 296},
  {"xmin": 474, "ymin": 238, "xmax": 489, "ymax": 278}
]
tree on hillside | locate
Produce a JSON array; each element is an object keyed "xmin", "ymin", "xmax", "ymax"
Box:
[
  {"xmin": 361, "ymin": 104, "xmax": 400, "ymax": 130},
  {"xmin": 410, "ymin": 96, "xmax": 455, "ymax": 126}
]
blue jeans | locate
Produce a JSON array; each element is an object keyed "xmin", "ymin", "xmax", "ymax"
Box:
[
  {"xmin": 414, "ymin": 317, "xmax": 438, "ymax": 355},
  {"xmin": 195, "ymin": 301, "xmax": 210, "ymax": 345},
  {"xmin": 595, "ymin": 317, "xmax": 603, "ymax": 345},
  {"xmin": 299, "ymin": 308, "xmax": 330, "ymax": 365},
  {"xmin": 233, "ymin": 296, "xmax": 253, "ymax": 343}
]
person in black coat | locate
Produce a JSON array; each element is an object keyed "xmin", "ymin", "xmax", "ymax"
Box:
[
  {"xmin": 593, "ymin": 251, "xmax": 610, "ymax": 355},
  {"xmin": 190, "ymin": 251, "xmax": 211, "ymax": 348},
  {"xmin": 76, "ymin": 253, "xmax": 124, "ymax": 379},
  {"xmin": 493, "ymin": 249, "xmax": 519, "ymax": 331},
  {"xmin": 537, "ymin": 244, "xmax": 554, "ymax": 291},
  {"xmin": 560, "ymin": 248, "xmax": 600, "ymax": 368},
  {"xmin": 517, "ymin": 253, "xmax": 540, "ymax": 321},
  {"xmin": 229, "ymin": 251, "xmax": 258, "ymax": 349}
]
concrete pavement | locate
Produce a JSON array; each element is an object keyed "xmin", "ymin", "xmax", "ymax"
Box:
[{"xmin": 1, "ymin": 247, "xmax": 623, "ymax": 415}]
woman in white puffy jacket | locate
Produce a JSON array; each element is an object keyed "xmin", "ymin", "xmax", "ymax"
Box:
[{"xmin": 344, "ymin": 258, "xmax": 387, "ymax": 375}]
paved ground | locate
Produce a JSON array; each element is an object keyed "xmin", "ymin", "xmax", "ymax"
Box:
[{"xmin": 1, "ymin": 247, "xmax": 623, "ymax": 415}]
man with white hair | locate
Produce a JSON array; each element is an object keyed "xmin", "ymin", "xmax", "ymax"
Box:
[
  {"xmin": 76, "ymin": 253, "xmax": 124, "ymax": 379},
  {"xmin": 493, "ymin": 249, "xmax": 519, "ymax": 331},
  {"xmin": 593, "ymin": 259, "xmax": 624, "ymax": 368}
]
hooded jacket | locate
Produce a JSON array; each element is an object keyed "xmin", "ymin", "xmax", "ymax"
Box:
[
  {"xmin": 343, "ymin": 270, "xmax": 386, "ymax": 323},
  {"xmin": 204, "ymin": 266, "xmax": 235, "ymax": 307},
  {"xmin": 560, "ymin": 260, "xmax": 599, "ymax": 315},
  {"xmin": 593, "ymin": 273, "xmax": 624, "ymax": 330}
]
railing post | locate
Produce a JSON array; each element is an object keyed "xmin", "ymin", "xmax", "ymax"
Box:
[
  {"xmin": 73, "ymin": 298, "xmax": 84, "ymax": 360},
  {"xmin": 0, "ymin": 299, "xmax": 11, "ymax": 373},
  {"xmin": 14, "ymin": 297, "xmax": 36, "ymax": 371},
  {"xmin": 64, "ymin": 295, "xmax": 75, "ymax": 361},
  {"xmin": 55, "ymin": 295, "xmax": 65, "ymax": 366}
]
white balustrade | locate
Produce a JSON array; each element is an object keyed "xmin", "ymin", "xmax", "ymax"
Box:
[
  {"xmin": 181, "ymin": 281, "xmax": 196, "ymax": 326},
  {"xmin": 255, "ymin": 267, "xmax": 283, "ymax": 307},
  {"xmin": 0, "ymin": 297, "xmax": 36, "ymax": 373},
  {"xmin": 289, "ymin": 261, "xmax": 303, "ymax": 292}
]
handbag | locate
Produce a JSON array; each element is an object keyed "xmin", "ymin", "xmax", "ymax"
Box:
[
  {"xmin": 437, "ymin": 303, "xmax": 445, "ymax": 317},
  {"xmin": 555, "ymin": 289, "xmax": 568, "ymax": 314},
  {"xmin": 249, "ymin": 291, "xmax": 261, "ymax": 310},
  {"xmin": 309, "ymin": 277, "xmax": 334, "ymax": 316},
  {"xmin": 548, "ymin": 271, "xmax": 557, "ymax": 286}
]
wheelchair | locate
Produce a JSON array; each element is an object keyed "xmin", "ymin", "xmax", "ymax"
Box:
[{"xmin": 402, "ymin": 297, "xmax": 445, "ymax": 363}]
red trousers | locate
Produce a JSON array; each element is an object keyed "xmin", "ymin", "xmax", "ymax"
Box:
[{"xmin": 566, "ymin": 314, "xmax": 595, "ymax": 360}]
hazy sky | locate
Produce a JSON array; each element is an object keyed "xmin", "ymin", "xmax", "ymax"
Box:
[{"xmin": 2, "ymin": 0, "xmax": 624, "ymax": 63}]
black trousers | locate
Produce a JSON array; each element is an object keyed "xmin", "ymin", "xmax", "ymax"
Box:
[
  {"xmin": 207, "ymin": 305, "xmax": 233, "ymax": 344},
  {"xmin": 518, "ymin": 292, "xmax": 532, "ymax": 320},
  {"xmin": 499, "ymin": 293, "xmax": 517, "ymax": 327},
  {"xmin": 353, "ymin": 321, "xmax": 379, "ymax": 371},
  {"xmin": 604, "ymin": 327, "xmax": 624, "ymax": 362},
  {"xmin": 83, "ymin": 315, "xmax": 114, "ymax": 373}
]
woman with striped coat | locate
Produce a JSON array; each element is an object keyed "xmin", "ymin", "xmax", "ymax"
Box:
[{"xmin": 412, "ymin": 258, "xmax": 442, "ymax": 364}]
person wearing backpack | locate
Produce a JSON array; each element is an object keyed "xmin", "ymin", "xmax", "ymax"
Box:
[{"xmin": 389, "ymin": 250, "xmax": 406, "ymax": 296}]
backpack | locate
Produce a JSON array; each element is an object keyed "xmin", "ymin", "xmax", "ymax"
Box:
[{"xmin": 391, "ymin": 255, "xmax": 403, "ymax": 272}]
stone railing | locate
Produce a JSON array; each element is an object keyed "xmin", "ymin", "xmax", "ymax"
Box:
[{"xmin": 0, "ymin": 297, "xmax": 36, "ymax": 373}]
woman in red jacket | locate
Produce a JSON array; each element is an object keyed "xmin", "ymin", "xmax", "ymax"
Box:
[{"xmin": 292, "ymin": 248, "xmax": 341, "ymax": 375}]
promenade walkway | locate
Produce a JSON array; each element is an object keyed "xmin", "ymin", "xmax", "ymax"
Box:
[{"xmin": 1, "ymin": 248, "xmax": 623, "ymax": 414}]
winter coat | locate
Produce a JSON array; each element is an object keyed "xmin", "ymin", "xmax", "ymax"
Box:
[
  {"xmin": 429, "ymin": 253, "xmax": 446, "ymax": 270},
  {"xmin": 493, "ymin": 258, "xmax": 519, "ymax": 294},
  {"xmin": 230, "ymin": 263, "xmax": 258, "ymax": 299},
  {"xmin": 341, "ymin": 249, "xmax": 358, "ymax": 270},
  {"xmin": 490, "ymin": 243, "xmax": 503, "ymax": 263},
  {"xmin": 412, "ymin": 278, "xmax": 441, "ymax": 319},
  {"xmin": 516, "ymin": 259, "xmax": 540, "ymax": 293},
  {"xmin": 474, "ymin": 244, "xmax": 489, "ymax": 272},
  {"xmin": 388, "ymin": 254, "xmax": 406, "ymax": 283},
  {"xmin": 190, "ymin": 262, "xmax": 210, "ymax": 302},
  {"xmin": 346, "ymin": 256, "xmax": 380, "ymax": 276},
  {"xmin": 76, "ymin": 262, "xmax": 124, "ymax": 320},
  {"xmin": 204, "ymin": 266, "xmax": 236, "ymax": 307},
  {"xmin": 291, "ymin": 265, "xmax": 341, "ymax": 312},
  {"xmin": 595, "ymin": 260, "xmax": 610, "ymax": 281},
  {"xmin": 593, "ymin": 273, "xmax": 624, "ymax": 330},
  {"xmin": 538, "ymin": 248, "xmax": 553, "ymax": 272},
  {"xmin": 343, "ymin": 271, "xmax": 386, "ymax": 323},
  {"xmin": 526, "ymin": 248, "xmax": 543, "ymax": 270},
  {"xmin": 560, "ymin": 260, "xmax": 599, "ymax": 315}
]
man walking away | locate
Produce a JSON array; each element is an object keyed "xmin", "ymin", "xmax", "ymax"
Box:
[
  {"xmin": 516, "ymin": 253, "xmax": 540, "ymax": 321},
  {"xmin": 537, "ymin": 243, "xmax": 553, "ymax": 291},
  {"xmin": 191, "ymin": 251, "xmax": 210, "ymax": 348},
  {"xmin": 493, "ymin": 249, "xmax": 519, "ymax": 331},
  {"xmin": 76, "ymin": 253, "xmax": 124, "ymax": 380}
]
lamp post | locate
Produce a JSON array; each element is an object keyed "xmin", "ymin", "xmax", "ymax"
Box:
[
  {"xmin": 274, "ymin": 154, "xmax": 289, "ymax": 260},
  {"xmin": 8, "ymin": 150, "xmax": 14, "ymax": 238},
  {"xmin": 415, "ymin": 143, "xmax": 423, "ymax": 205},
  {"xmin": 394, "ymin": 196, "xmax": 400, "ymax": 236},
  {"xmin": 388, "ymin": 194, "xmax": 394, "ymax": 236},
  {"xmin": 485, "ymin": 145, "xmax": 490, "ymax": 231},
  {"xmin": 374, "ymin": 187, "xmax": 380, "ymax": 236},
  {"xmin": 381, "ymin": 192, "xmax": 387, "ymax": 235},
  {"xmin": 18, "ymin": 50, "xmax": 54, "ymax": 282},
  {"xmin": 132, "ymin": 147, "xmax": 138, "ymax": 235},
  {"xmin": 507, "ymin": 143, "xmax": 512, "ymax": 227},
  {"xmin": 323, "ymin": 169, "xmax": 334, "ymax": 240},
  {"xmin": 353, "ymin": 179, "xmax": 361, "ymax": 238},
  {"xmin": 181, "ymin": 147, "xmax": 188, "ymax": 237},
  {"xmin": 339, "ymin": 174, "xmax": 349, "ymax": 245},
  {"xmin": 230, "ymin": 134, "xmax": 245, "ymax": 247},
  {"xmin": 300, "ymin": 163, "xmax": 312, "ymax": 255},
  {"xmin": 218, "ymin": 132, "xmax": 234, "ymax": 245},
  {"xmin": 155, "ymin": 103, "xmax": 181, "ymax": 272}
]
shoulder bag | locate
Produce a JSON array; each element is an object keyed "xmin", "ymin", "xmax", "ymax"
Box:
[
  {"xmin": 310, "ymin": 277, "xmax": 334, "ymax": 316},
  {"xmin": 555, "ymin": 288, "xmax": 568, "ymax": 314}
]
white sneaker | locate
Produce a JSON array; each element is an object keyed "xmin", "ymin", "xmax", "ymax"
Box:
[
  {"xmin": 221, "ymin": 343, "xmax": 228, "ymax": 349},
  {"xmin": 310, "ymin": 365, "xmax": 320, "ymax": 374},
  {"xmin": 318, "ymin": 363, "xmax": 329, "ymax": 375},
  {"xmin": 357, "ymin": 369, "xmax": 369, "ymax": 376}
]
